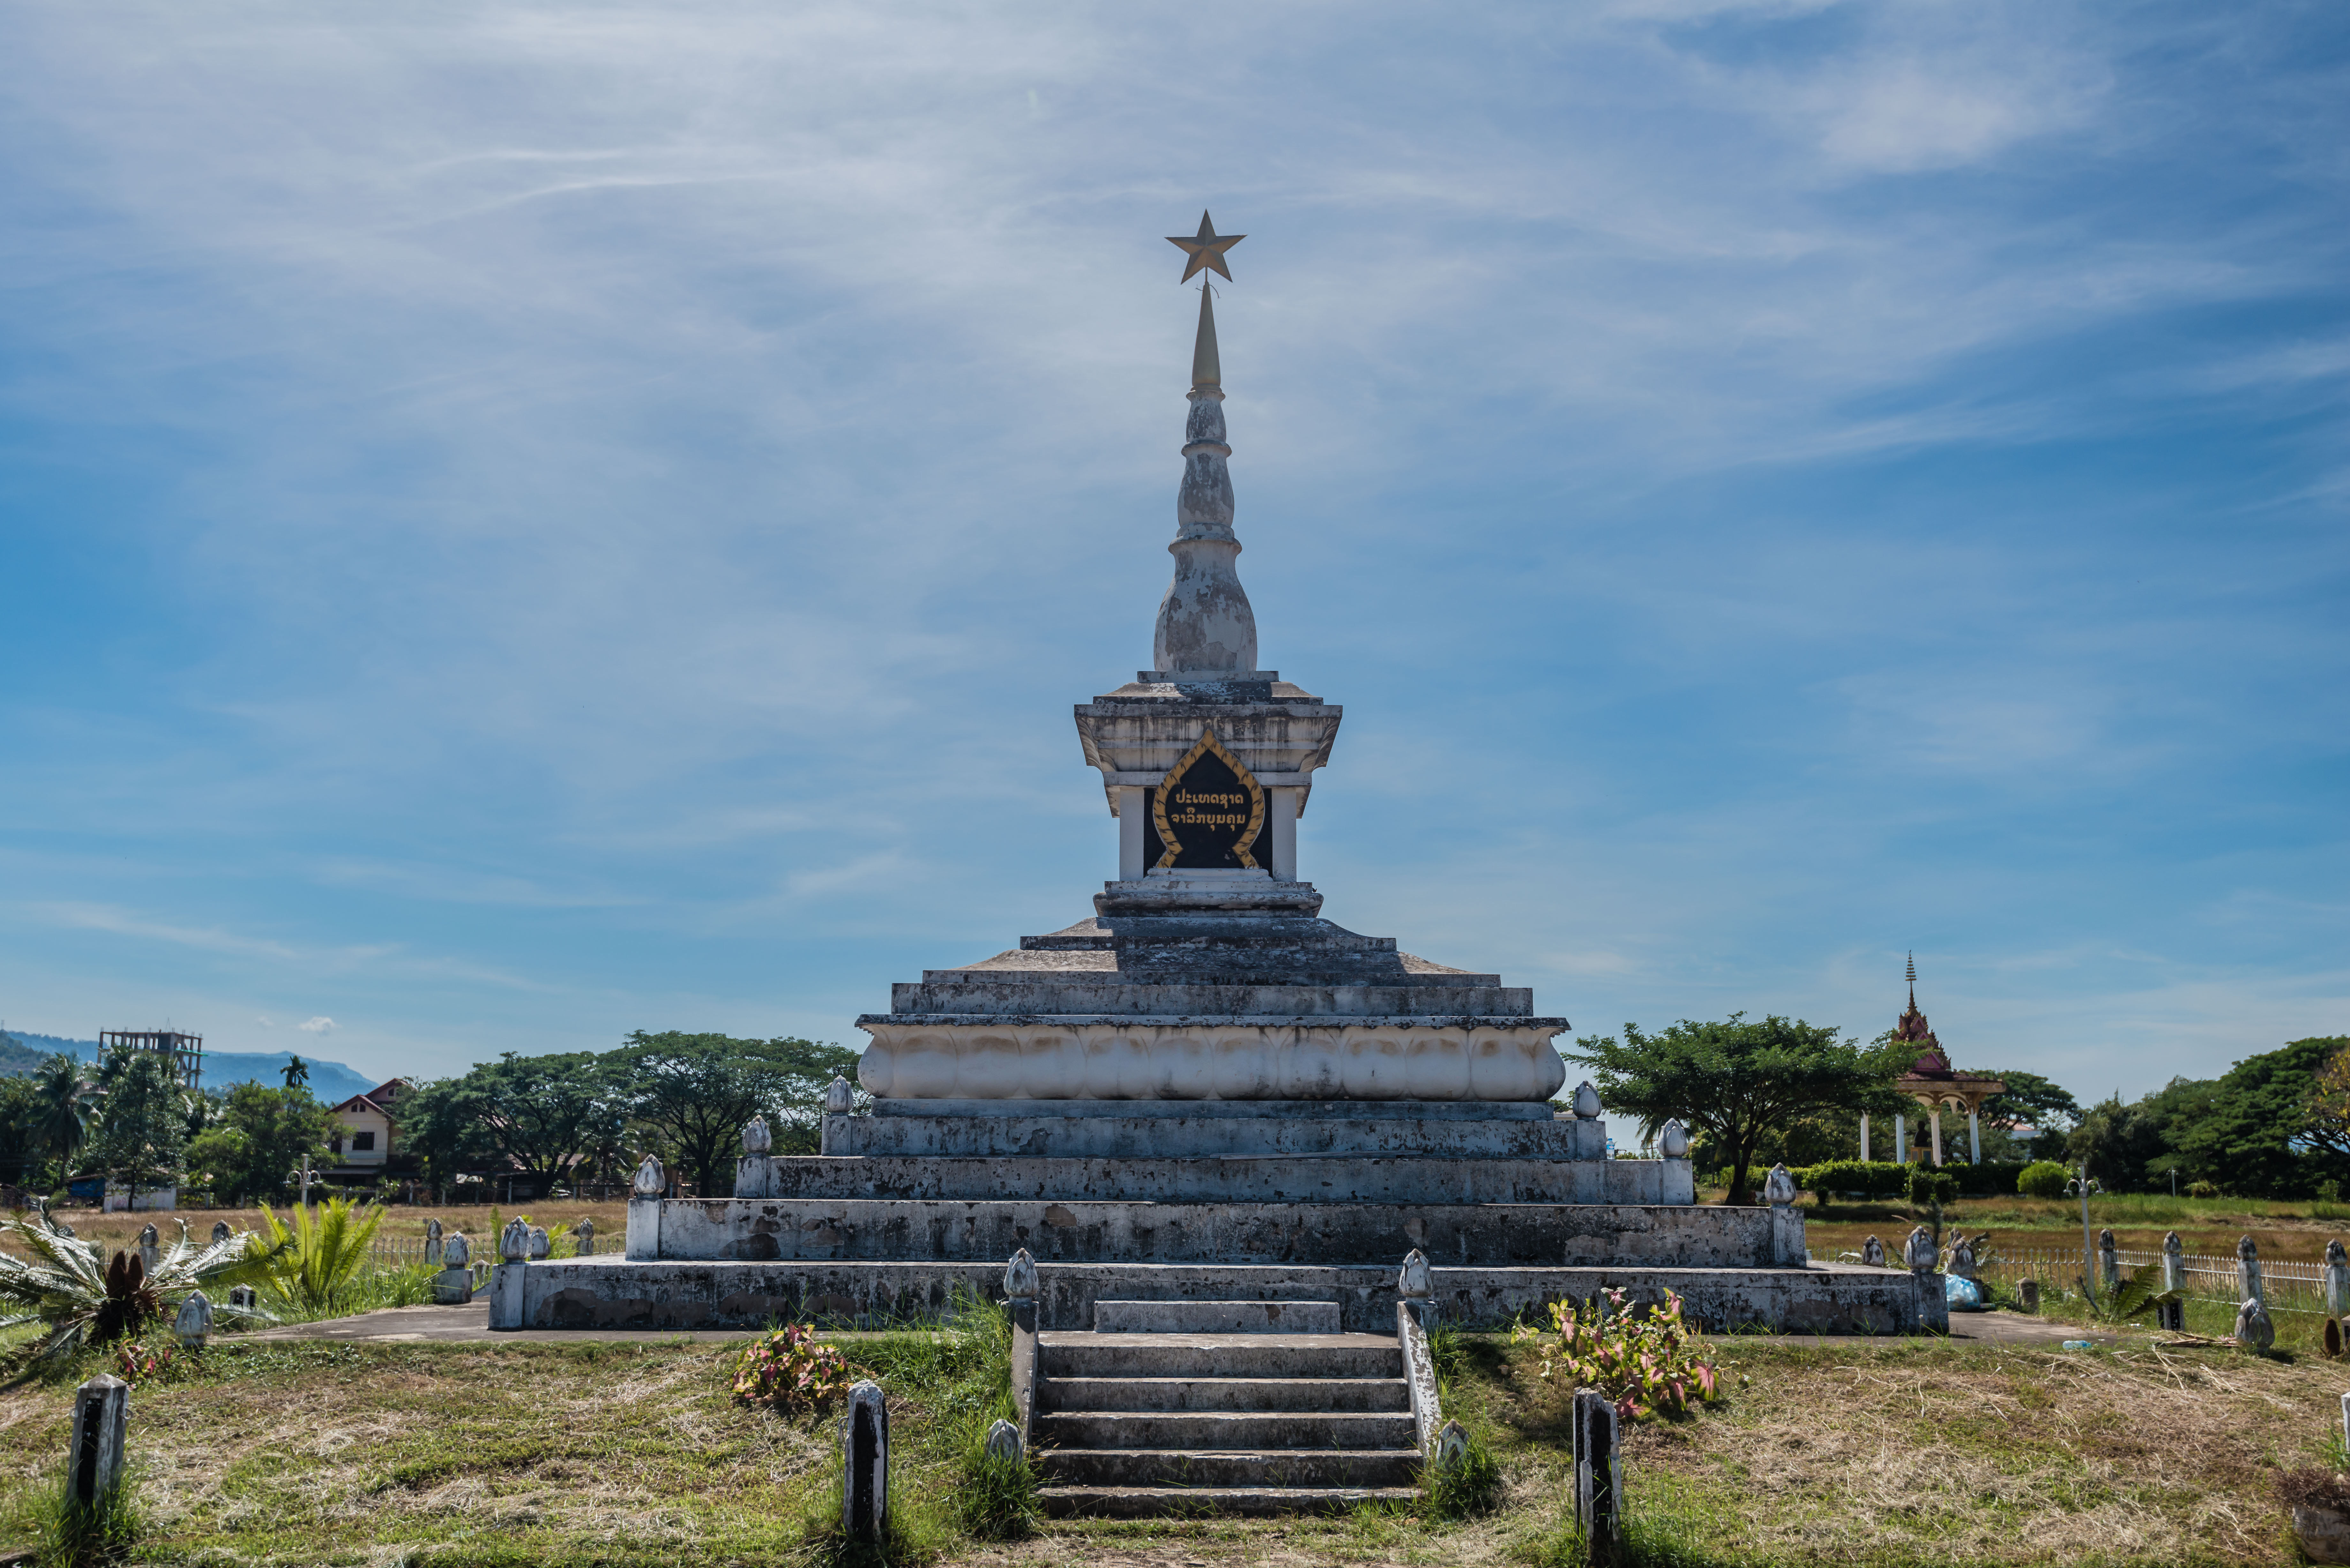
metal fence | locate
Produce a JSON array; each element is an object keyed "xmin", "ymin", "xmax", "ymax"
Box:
[{"xmin": 1816, "ymin": 1240, "xmax": 2335, "ymax": 1311}]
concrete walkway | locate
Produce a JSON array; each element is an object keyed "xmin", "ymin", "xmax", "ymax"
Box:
[
  {"xmin": 246, "ymin": 1300, "xmax": 759, "ymax": 1344},
  {"xmin": 245, "ymin": 1300, "xmax": 2116, "ymax": 1348}
]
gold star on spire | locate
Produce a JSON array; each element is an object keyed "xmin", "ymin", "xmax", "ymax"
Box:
[{"xmin": 1166, "ymin": 210, "xmax": 1244, "ymax": 283}]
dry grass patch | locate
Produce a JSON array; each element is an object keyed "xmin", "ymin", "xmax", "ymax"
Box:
[{"xmin": 1611, "ymin": 1338, "xmax": 2329, "ymax": 1565}]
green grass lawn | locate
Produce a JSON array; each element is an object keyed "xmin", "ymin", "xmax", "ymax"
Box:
[{"xmin": 1, "ymin": 1311, "xmax": 2335, "ymax": 1567}]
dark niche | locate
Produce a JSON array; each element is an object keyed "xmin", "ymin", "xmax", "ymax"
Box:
[{"xmin": 1149, "ymin": 728, "xmax": 1265, "ymax": 870}]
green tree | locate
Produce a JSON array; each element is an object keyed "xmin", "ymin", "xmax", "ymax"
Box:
[
  {"xmin": 29, "ymin": 1053, "xmax": 89, "ymax": 1178},
  {"xmin": 282, "ymin": 1055, "xmax": 310, "ymax": 1090},
  {"xmin": 82, "ymin": 1050, "xmax": 189, "ymax": 1201},
  {"xmin": 2066, "ymin": 1078, "xmax": 2219, "ymax": 1191},
  {"xmin": 408, "ymin": 1052, "xmax": 622, "ymax": 1191},
  {"xmin": 184, "ymin": 1083, "xmax": 335, "ymax": 1205},
  {"xmin": 614, "ymin": 1032, "xmax": 863, "ymax": 1197},
  {"xmin": 1978, "ymin": 1070, "xmax": 2082, "ymax": 1159},
  {"xmin": 390, "ymin": 1075, "xmax": 489, "ymax": 1196},
  {"xmin": 0, "ymin": 1074, "xmax": 38, "ymax": 1186},
  {"xmin": 1568, "ymin": 1014, "xmax": 1907, "ymax": 1206},
  {"xmin": 2171, "ymin": 1037, "xmax": 2350, "ymax": 1198}
]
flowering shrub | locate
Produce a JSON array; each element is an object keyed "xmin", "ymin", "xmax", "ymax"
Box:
[
  {"xmin": 114, "ymin": 1339, "xmax": 174, "ymax": 1383},
  {"xmin": 1515, "ymin": 1287, "xmax": 1720, "ymax": 1423},
  {"xmin": 730, "ymin": 1323, "xmax": 851, "ymax": 1410}
]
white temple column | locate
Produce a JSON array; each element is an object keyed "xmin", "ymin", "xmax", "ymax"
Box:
[
  {"xmin": 1895, "ymin": 1114, "xmax": 1907, "ymax": 1164},
  {"xmin": 1859, "ymin": 1114, "xmax": 1871, "ymax": 1163},
  {"xmin": 1268, "ymin": 788, "xmax": 1299, "ymax": 881},
  {"xmin": 1929, "ymin": 1109, "xmax": 1944, "ymax": 1167},
  {"xmin": 1116, "ymin": 787, "xmax": 1147, "ymax": 880},
  {"xmin": 1968, "ymin": 1109, "xmax": 1982, "ymax": 1165}
]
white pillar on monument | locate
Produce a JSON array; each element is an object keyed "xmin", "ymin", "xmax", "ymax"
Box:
[
  {"xmin": 1859, "ymin": 1114, "xmax": 1871, "ymax": 1163},
  {"xmin": 1268, "ymin": 788, "xmax": 1299, "ymax": 881},
  {"xmin": 1929, "ymin": 1108, "xmax": 1944, "ymax": 1167},
  {"xmin": 1895, "ymin": 1115, "xmax": 1907, "ymax": 1164},
  {"xmin": 1116, "ymin": 786, "xmax": 1148, "ymax": 880},
  {"xmin": 1969, "ymin": 1109, "xmax": 1982, "ymax": 1165}
]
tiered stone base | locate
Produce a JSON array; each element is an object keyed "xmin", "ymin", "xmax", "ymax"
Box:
[{"xmin": 488, "ymin": 1258, "xmax": 1944, "ymax": 1337}]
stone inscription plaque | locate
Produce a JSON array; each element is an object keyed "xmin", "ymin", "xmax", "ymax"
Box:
[{"xmin": 1149, "ymin": 726, "xmax": 1266, "ymax": 871}]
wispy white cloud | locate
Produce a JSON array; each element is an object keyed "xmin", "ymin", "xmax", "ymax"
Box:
[{"xmin": 0, "ymin": 0, "xmax": 2338, "ymax": 1087}]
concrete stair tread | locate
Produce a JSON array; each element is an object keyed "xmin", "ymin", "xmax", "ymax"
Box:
[
  {"xmin": 1036, "ymin": 1411, "xmax": 1417, "ymax": 1447},
  {"xmin": 1036, "ymin": 1448, "xmax": 1423, "ymax": 1488},
  {"xmin": 1094, "ymin": 1299, "xmax": 1341, "ymax": 1333},
  {"xmin": 1038, "ymin": 1485, "xmax": 1419, "ymax": 1518},
  {"xmin": 1038, "ymin": 1331, "xmax": 1395, "ymax": 1348},
  {"xmin": 1041, "ymin": 1376, "xmax": 1409, "ymax": 1412}
]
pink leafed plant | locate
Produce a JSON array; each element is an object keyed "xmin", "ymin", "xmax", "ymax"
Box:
[{"xmin": 1515, "ymin": 1286, "xmax": 1723, "ymax": 1423}]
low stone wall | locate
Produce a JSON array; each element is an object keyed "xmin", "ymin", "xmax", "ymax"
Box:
[
  {"xmin": 629, "ymin": 1195, "xmax": 1784, "ymax": 1268},
  {"xmin": 488, "ymin": 1258, "xmax": 1942, "ymax": 1336}
]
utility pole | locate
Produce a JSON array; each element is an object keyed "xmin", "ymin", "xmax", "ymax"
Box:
[
  {"xmin": 2079, "ymin": 1160, "xmax": 2096, "ymax": 1309},
  {"xmin": 300, "ymin": 1152, "xmax": 314, "ymax": 1208}
]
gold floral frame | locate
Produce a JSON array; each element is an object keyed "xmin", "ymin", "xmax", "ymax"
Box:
[{"xmin": 1150, "ymin": 725, "xmax": 1267, "ymax": 871}]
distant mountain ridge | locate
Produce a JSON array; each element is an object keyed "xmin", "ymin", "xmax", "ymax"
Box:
[{"xmin": 0, "ymin": 1031, "xmax": 383, "ymax": 1102}]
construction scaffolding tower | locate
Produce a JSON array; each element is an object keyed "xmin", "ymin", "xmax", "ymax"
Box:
[{"xmin": 98, "ymin": 1029, "xmax": 206, "ymax": 1092}]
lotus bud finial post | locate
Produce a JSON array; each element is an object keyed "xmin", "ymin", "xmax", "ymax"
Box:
[
  {"xmin": 1903, "ymin": 1226, "xmax": 1937, "ymax": 1271},
  {"xmin": 632, "ymin": 1154, "xmax": 666, "ymax": 1198}
]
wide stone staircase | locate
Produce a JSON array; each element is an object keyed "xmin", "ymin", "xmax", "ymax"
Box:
[{"xmin": 1030, "ymin": 1301, "xmax": 1423, "ymax": 1517}]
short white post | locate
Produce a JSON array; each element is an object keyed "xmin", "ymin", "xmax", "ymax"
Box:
[
  {"xmin": 2159, "ymin": 1231, "xmax": 2187, "ymax": 1331},
  {"xmin": 173, "ymin": 1289, "xmax": 212, "ymax": 1351},
  {"xmin": 69, "ymin": 1374, "xmax": 130, "ymax": 1507},
  {"xmin": 843, "ymin": 1380, "xmax": 889, "ymax": 1542},
  {"xmin": 436, "ymin": 1233, "xmax": 474, "ymax": 1303},
  {"xmin": 1572, "ymin": 1387, "xmax": 1621, "ymax": 1565}
]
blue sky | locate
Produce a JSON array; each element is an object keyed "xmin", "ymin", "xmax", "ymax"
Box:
[{"xmin": 1, "ymin": 0, "xmax": 2343, "ymax": 1115}]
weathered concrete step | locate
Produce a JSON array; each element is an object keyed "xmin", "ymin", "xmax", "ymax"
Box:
[
  {"xmin": 1036, "ymin": 1448, "xmax": 1422, "ymax": 1489},
  {"xmin": 1093, "ymin": 1299, "xmax": 1338, "ymax": 1334},
  {"xmin": 826, "ymin": 1105, "xmax": 1598, "ymax": 1162},
  {"xmin": 497, "ymin": 1260, "xmax": 1927, "ymax": 1337},
  {"xmin": 1038, "ymin": 1485, "xmax": 1420, "ymax": 1519},
  {"xmin": 646, "ymin": 1196, "xmax": 1778, "ymax": 1266},
  {"xmin": 1038, "ymin": 1331, "xmax": 1402, "ymax": 1381},
  {"xmin": 1040, "ymin": 1376, "xmax": 1409, "ymax": 1413},
  {"xmin": 1036, "ymin": 1410, "xmax": 1418, "ymax": 1451},
  {"xmin": 738, "ymin": 1152, "xmax": 1657, "ymax": 1203}
]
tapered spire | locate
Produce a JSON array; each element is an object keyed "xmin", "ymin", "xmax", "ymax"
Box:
[
  {"xmin": 1191, "ymin": 283, "xmax": 1221, "ymax": 387},
  {"xmin": 1152, "ymin": 231, "xmax": 1257, "ymax": 677}
]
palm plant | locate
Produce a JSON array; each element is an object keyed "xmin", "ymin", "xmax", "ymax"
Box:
[
  {"xmin": 30, "ymin": 1053, "xmax": 89, "ymax": 1176},
  {"xmin": 0, "ymin": 1209, "xmax": 277, "ymax": 1365},
  {"xmin": 256, "ymin": 1194, "xmax": 385, "ymax": 1310}
]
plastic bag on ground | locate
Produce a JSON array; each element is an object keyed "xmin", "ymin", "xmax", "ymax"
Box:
[{"xmin": 1944, "ymin": 1274, "xmax": 1988, "ymax": 1312}]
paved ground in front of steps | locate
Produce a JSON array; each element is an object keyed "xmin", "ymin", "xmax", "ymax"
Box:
[{"xmin": 245, "ymin": 1298, "xmax": 2120, "ymax": 1347}]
